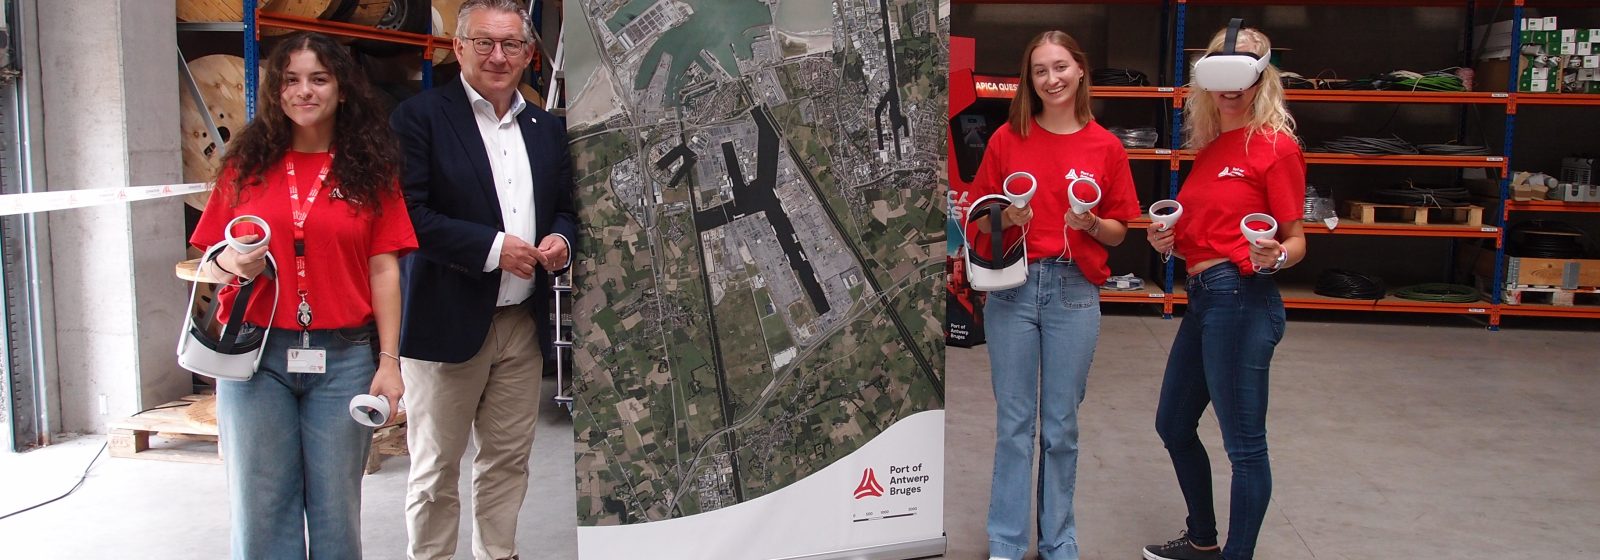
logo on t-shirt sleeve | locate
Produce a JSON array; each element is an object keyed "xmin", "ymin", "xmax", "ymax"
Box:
[{"xmin": 1217, "ymin": 166, "xmax": 1246, "ymax": 179}]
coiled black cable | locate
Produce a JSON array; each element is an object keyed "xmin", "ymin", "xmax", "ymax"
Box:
[
  {"xmin": 1092, "ymin": 68, "xmax": 1149, "ymax": 87},
  {"xmin": 1508, "ymin": 220, "xmax": 1587, "ymax": 258},
  {"xmin": 1367, "ymin": 181, "xmax": 1473, "ymax": 207},
  {"xmin": 1315, "ymin": 269, "xmax": 1386, "ymax": 300},
  {"xmin": 1319, "ymin": 135, "xmax": 1419, "ymax": 155},
  {"xmin": 1417, "ymin": 143, "xmax": 1490, "ymax": 155}
]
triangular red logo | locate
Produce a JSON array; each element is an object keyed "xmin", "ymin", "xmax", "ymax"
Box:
[{"xmin": 854, "ymin": 468, "xmax": 885, "ymax": 499}]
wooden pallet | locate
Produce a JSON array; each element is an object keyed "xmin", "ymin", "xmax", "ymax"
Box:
[
  {"xmin": 1344, "ymin": 201, "xmax": 1484, "ymax": 227},
  {"xmin": 108, "ymin": 394, "xmax": 222, "ymax": 464},
  {"xmin": 1502, "ymin": 284, "xmax": 1600, "ymax": 306},
  {"xmin": 109, "ymin": 395, "xmax": 409, "ymax": 473}
]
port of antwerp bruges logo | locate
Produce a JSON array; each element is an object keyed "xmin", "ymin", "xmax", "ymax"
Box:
[{"xmin": 854, "ymin": 468, "xmax": 885, "ymax": 499}]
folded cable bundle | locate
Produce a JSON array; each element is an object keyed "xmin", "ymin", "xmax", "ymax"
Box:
[
  {"xmin": 1320, "ymin": 135, "xmax": 1419, "ymax": 155},
  {"xmin": 1092, "ymin": 68, "xmax": 1149, "ymax": 87},
  {"xmin": 1315, "ymin": 269, "xmax": 1386, "ymax": 300},
  {"xmin": 1417, "ymin": 143, "xmax": 1489, "ymax": 155},
  {"xmin": 1108, "ymin": 127, "xmax": 1159, "ymax": 149},
  {"xmin": 1368, "ymin": 181, "xmax": 1473, "ymax": 207}
]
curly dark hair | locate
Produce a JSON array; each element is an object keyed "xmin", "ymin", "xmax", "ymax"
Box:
[{"xmin": 217, "ymin": 32, "xmax": 399, "ymax": 211}]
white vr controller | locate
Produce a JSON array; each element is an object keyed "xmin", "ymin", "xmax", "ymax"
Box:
[
  {"xmin": 349, "ymin": 394, "xmax": 400, "ymax": 427},
  {"xmin": 225, "ymin": 215, "xmax": 271, "ymax": 254},
  {"xmin": 1003, "ymin": 171, "xmax": 1036, "ymax": 208},
  {"xmin": 1240, "ymin": 213, "xmax": 1278, "ymax": 248},
  {"xmin": 1067, "ymin": 177, "xmax": 1101, "ymax": 215},
  {"xmin": 1149, "ymin": 199, "xmax": 1183, "ymax": 231}
]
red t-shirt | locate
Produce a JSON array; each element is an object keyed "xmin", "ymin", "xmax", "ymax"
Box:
[
  {"xmin": 968, "ymin": 119, "xmax": 1141, "ymax": 286},
  {"xmin": 1174, "ymin": 128, "xmax": 1306, "ymax": 275},
  {"xmin": 190, "ymin": 151, "xmax": 418, "ymax": 330}
]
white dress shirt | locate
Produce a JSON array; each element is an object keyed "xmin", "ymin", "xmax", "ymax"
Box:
[{"xmin": 464, "ymin": 75, "xmax": 538, "ymax": 307}]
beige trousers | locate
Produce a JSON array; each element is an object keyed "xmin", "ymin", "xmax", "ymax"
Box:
[{"xmin": 402, "ymin": 307, "xmax": 543, "ymax": 560}]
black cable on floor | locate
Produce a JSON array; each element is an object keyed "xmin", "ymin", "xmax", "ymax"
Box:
[
  {"xmin": 1316, "ymin": 269, "xmax": 1387, "ymax": 300},
  {"xmin": 0, "ymin": 442, "xmax": 107, "ymax": 521},
  {"xmin": 0, "ymin": 401, "xmax": 192, "ymax": 520}
]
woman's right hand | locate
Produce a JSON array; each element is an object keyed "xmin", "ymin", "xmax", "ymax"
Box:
[
  {"xmin": 1001, "ymin": 204, "xmax": 1033, "ymax": 228},
  {"xmin": 1147, "ymin": 226, "xmax": 1176, "ymax": 255},
  {"xmin": 218, "ymin": 235, "xmax": 270, "ymax": 280}
]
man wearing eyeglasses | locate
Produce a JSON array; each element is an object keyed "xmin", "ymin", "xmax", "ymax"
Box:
[{"xmin": 389, "ymin": 1, "xmax": 577, "ymax": 558}]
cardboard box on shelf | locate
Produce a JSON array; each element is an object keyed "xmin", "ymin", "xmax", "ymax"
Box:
[
  {"xmin": 1524, "ymin": 18, "xmax": 1542, "ymax": 31},
  {"xmin": 1545, "ymin": 16, "xmax": 1558, "ymax": 31}
]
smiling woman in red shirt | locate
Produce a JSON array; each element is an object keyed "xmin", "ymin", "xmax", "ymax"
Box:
[
  {"xmin": 188, "ymin": 33, "xmax": 417, "ymax": 559},
  {"xmin": 969, "ymin": 30, "xmax": 1140, "ymax": 560},
  {"xmin": 1142, "ymin": 22, "xmax": 1306, "ymax": 560}
]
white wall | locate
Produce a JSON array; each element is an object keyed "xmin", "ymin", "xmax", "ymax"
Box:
[{"xmin": 37, "ymin": 0, "xmax": 186, "ymax": 434}]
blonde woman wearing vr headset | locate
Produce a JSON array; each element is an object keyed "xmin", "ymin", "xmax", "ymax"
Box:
[
  {"xmin": 1142, "ymin": 21, "xmax": 1306, "ymax": 560},
  {"xmin": 968, "ymin": 30, "xmax": 1141, "ymax": 560},
  {"xmin": 190, "ymin": 32, "xmax": 416, "ymax": 559}
]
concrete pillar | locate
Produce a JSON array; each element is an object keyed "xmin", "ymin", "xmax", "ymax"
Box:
[{"xmin": 37, "ymin": 0, "xmax": 186, "ymax": 434}]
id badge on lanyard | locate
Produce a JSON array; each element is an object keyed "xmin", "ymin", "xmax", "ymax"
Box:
[{"xmin": 285, "ymin": 154, "xmax": 331, "ymax": 374}]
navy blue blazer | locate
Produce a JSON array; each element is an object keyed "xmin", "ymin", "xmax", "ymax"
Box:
[{"xmin": 390, "ymin": 79, "xmax": 578, "ymax": 364}]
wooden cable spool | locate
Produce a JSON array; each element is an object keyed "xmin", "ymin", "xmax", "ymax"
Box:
[
  {"xmin": 178, "ymin": 0, "xmax": 335, "ymax": 36},
  {"xmin": 179, "ymin": 55, "xmax": 255, "ymax": 210},
  {"xmin": 184, "ymin": 394, "xmax": 220, "ymax": 430},
  {"xmin": 432, "ymin": 0, "xmax": 464, "ymax": 66}
]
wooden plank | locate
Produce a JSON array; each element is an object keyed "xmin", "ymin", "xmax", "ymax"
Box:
[{"xmin": 1344, "ymin": 201, "xmax": 1483, "ymax": 227}]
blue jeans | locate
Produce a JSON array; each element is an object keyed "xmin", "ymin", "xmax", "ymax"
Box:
[
  {"xmin": 1156, "ymin": 263, "xmax": 1285, "ymax": 560},
  {"xmin": 216, "ymin": 325, "xmax": 378, "ymax": 560},
  {"xmin": 983, "ymin": 259, "xmax": 1100, "ymax": 560}
]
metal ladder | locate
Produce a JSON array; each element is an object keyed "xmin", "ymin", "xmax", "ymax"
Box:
[{"xmin": 532, "ymin": 9, "xmax": 573, "ymax": 411}]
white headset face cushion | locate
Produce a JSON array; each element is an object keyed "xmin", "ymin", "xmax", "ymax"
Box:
[{"xmin": 1193, "ymin": 54, "xmax": 1265, "ymax": 92}]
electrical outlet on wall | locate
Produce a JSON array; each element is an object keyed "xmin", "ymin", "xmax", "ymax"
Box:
[{"xmin": 98, "ymin": 394, "xmax": 108, "ymax": 416}]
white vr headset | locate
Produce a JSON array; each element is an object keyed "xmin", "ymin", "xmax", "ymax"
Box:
[
  {"xmin": 964, "ymin": 194, "xmax": 1028, "ymax": 291},
  {"xmin": 1193, "ymin": 18, "xmax": 1270, "ymax": 92},
  {"xmin": 177, "ymin": 216, "xmax": 280, "ymax": 381}
]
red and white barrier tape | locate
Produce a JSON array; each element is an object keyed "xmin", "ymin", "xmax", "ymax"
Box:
[{"xmin": 0, "ymin": 182, "xmax": 211, "ymax": 217}]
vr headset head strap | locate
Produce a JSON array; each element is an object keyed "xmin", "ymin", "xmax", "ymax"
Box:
[{"xmin": 1223, "ymin": 18, "xmax": 1244, "ymax": 56}]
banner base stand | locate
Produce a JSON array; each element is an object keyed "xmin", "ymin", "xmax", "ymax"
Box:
[{"xmin": 774, "ymin": 536, "xmax": 947, "ymax": 560}]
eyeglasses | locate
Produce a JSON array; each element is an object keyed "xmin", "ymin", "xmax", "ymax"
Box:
[{"xmin": 461, "ymin": 37, "xmax": 528, "ymax": 57}]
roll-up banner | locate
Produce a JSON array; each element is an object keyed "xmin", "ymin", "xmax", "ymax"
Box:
[{"xmin": 563, "ymin": 0, "xmax": 949, "ymax": 557}]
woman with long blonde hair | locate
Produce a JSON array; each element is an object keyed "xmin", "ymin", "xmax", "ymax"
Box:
[{"xmin": 1143, "ymin": 22, "xmax": 1306, "ymax": 560}]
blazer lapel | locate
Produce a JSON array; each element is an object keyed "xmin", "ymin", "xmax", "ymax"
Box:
[{"xmin": 440, "ymin": 81, "xmax": 504, "ymax": 227}]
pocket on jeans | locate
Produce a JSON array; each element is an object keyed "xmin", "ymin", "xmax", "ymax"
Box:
[
  {"xmin": 989, "ymin": 286, "xmax": 1020, "ymax": 302},
  {"xmin": 1203, "ymin": 277, "xmax": 1240, "ymax": 295},
  {"xmin": 334, "ymin": 326, "xmax": 375, "ymax": 346},
  {"xmin": 1058, "ymin": 275, "xmax": 1098, "ymax": 309}
]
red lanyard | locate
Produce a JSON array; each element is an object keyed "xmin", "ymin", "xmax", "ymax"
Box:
[{"xmin": 285, "ymin": 153, "xmax": 332, "ymax": 334}]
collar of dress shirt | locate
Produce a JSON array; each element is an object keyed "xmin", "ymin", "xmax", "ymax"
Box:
[{"xmin": 460, "ymin": 74, "xmax": 526, "ymax": 123}]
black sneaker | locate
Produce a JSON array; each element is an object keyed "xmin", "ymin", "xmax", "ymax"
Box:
[{"xmin": 1143, "ymin": 531, "xmax": 1222, "ymax": 560}]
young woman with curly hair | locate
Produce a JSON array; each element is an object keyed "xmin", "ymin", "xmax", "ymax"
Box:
[{"xmin": 189, "ymin": 32, "xmax": 417, "ymax": 559}]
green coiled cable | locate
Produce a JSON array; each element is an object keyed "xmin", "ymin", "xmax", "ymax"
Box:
[{"xmin": 1392, "ymin": 283, "xmax": 1482, "ymax": 303}]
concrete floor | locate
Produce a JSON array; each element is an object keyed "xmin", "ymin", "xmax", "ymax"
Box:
[{"xmin": 2, "ymin": 313, "xmax": 1597, "ymax": 559}]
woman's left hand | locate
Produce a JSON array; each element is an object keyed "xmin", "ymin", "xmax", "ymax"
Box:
[
  {"xmin": 369, "ymin": 360, "xmax": 404, "ymax": 425},
  {"xmin": 1064, "ymin": 210, "xmax": 1098, "ymax": 232},
  {"xmin": 1249, "ymin": 238, "xmax": 1286, "ymax": 270}
]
